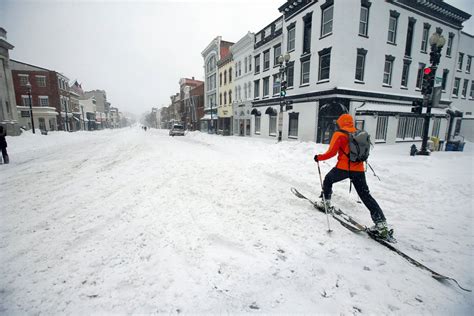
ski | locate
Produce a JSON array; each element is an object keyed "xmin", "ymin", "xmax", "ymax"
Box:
[{"xmin": 290, "ymin": 187, "xmax": 471, "ymax": 292}]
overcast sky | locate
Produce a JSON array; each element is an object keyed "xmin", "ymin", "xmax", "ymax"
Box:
[{"xmin": 1, "ymin": 0, "xmax": 472, "ymax": 116}]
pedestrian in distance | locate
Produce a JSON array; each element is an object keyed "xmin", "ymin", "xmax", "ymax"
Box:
[
  {"xmin": 0, "ymin": 126, "xmax": 9, "ymax": 164},
  {"xmin": 313, "ymin": 113, "xmax": 390, "ymax": 238}
]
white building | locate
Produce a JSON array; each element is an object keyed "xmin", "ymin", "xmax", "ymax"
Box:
[
  {"xmin": 251, "ymin": 0, "xmax": 471, "ymax": 145},
  {"xmin": 453, "ymin": 31, "xmax": 474, "ymax": 141},
  {"xmin": 201, "ymin": 36, "xmax": 234, "ymax": 133},
  {"xmin": 231, "ymin": 32, "xmax": 255, "ymax": 136},
  {"xmin": 79, "ymin": 95, "xmax": 96, "ymax": 130}
]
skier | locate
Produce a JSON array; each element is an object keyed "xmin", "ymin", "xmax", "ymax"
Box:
[
  {"xmin": 313, "ymin": 113, "xmax": 389, "ymax": 238},
  {"xmin": 0, "ymin": 126, "xmax": 9, "ymax": 164}
]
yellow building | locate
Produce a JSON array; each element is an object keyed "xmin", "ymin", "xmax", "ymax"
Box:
[{"xmin": 217, "ymin": 53, "xmax": 234, "ymax": 135}]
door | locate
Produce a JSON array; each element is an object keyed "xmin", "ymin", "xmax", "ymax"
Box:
[{"xmin": 316, "ymin": 98, "xmax": 349, "ymax": 144}]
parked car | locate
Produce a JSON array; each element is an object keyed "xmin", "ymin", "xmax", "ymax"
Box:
[{"xmin": 169, "ymin": 124, "xmax": 185, "ymax": 136}]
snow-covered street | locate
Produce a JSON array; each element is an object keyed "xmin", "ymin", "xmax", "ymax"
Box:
[{"xmin": 1, "ymin": 127, "xmax": 473, "ymax": 314}]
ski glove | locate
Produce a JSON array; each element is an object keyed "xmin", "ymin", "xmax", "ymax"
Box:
[{"xmin": 313, "ymin": 155, "xmax": 319, "ymax": 162}]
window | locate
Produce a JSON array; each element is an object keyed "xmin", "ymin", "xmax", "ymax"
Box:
[
  {"xmin": 224, "ymin": 70, "xmax": 227, "ymax": 84},
  {"xmin": 301, "ymin": 59, "xmax": 310, "ymax": 85},
  {"xmin": 248, "ymin": 81, "xmax": 252, "ymax": 98},
  {"xmin": 355, "ymin": 48, "xmax": 367, "ymax": 81},
  {"xmin": 255, "ymin": 115, "xmax": 261, "ymax": 134},
  {"xmin": 269, "ymin": 114, "xmax": 277, "ymax": 136},
  {"xmin": 359, "ymin": 2, "xmax": 370, "ymax": 36},
  {"xmin": 321, "ymin": 5, "xmax": 333, "ymax": 37},
  {"xmin": 287, "ymin": 25, "xmax": 296, "ymax": 51},
  {"xmin": 273, "ymin": 74, "xmax": 280, "ymax": 95},
  {"xmin": 274, "ymin": 44, "xmax": 281, "ymax": 66},
  {"xmin": 39, "ymin": 96, "xmax": 49, "ymax": 107},
  {"xmin": 432, "ymin": 118, "xmax": 441, "ymax": 138},
  {"xmin": 401, "ymin": 59, "xmax": 410, "ymax": 87},
  {"xmin": 238, "ymin": 62, "xmax": 241, "ymax": 76},
  {"xmin": 287, "ymin": 62, "xmax": 295, "ymax": 87},
  {"xmin": 224, "ymin": 92, "xmax": 227, "ymax": 105},
  {"xmin": 229, "ymin": 90, "xmax": 232, "ymax": 103},
  {"xmin": 263, "ymin": 50, "xmax": 270, "ymax": 71},
  {"xmin": 244, "ymin": 57, "xmax": 248, "ymax": 73},
  {"xmin": 255, "ymin": 55, "xmax": 260, "ymax": 73},
  {"xmin": 416, "ymin": 63, "xmax": 426, "ymax": 89},
  {"xmin": 219, "ymin": 73, "xmax": 222, "ymax": 86},
  {"xmin": 219, "ymin": 93, "xmax": 222, "ymax": 105},
  {"xmin": 421, "ymin": 23, "xmax": 430, "ymax": 52},
  {"xmin": 263, "ymin": 77, "xmax": 270, "ymax": 97},
  {"xmin": 21, "ymin": 95, "xmax": 31, "ymax": 106},
  {"xmin": 21, "ymin": 111, "xmax": 30, "ymax": 117},
  {"xmin": 303, "ymin": 12, "xmax": 312, "ymax": 54},
  {"xmin": 461, "ymin": 79, "xmax": 469, "ymax": 98},
  {"xmin": 387, "ymin": 11, "xmax": 399, "ymax": 44},
  {"xmin": 442, "ymin": 69, "xmax": 449, "ymax": 91},
  {"xmin": 375, "ymin": 116, "xmax": 388, "ymax": 141},
  {"xmin": 458, "ymin": 53, "xmax": 464, "ymax": 70},
  {"xmin": 288, "ymin": 112, "xmax": 299, "ymax": 138},
  {"xmin": 230, "ymin": 68, "xmax": 233, "ymax": 82},
  {"xmin": 249, "ymin": 55, "xmax": 252, "ymax": 71},
  {"xmin": 318, "ymin": 48, "xmax": 331, "ymax": 81},
  {"xmin": 398, "ymin": 117, "xmax": 422, "ymax": 140},
  {"xmin": 36, "ymin": 76, "xmax": 46, "ymax": 87},
  {"xmin": 467, "ymin": 56, "xmax": 472, "ymax": 73},
  {"xmin": 452, "ymin": 77, "xmax": 460, "ymax": 96},
  {"xmin": 446, "ymin": 33, "xmax": 454, "ymax": 57},
  {"xmin": 254, "ymin": 80, "xmax": 260, "ymax": 98},
  {"xmin": 470, "ymin": 80, "xmax": 474, "ymax": 98},
  {"xmin": 19, "ymin": 74, "xmax": 28, "ymax": 86},
  {"xmin": 235, "ymin": 63, "xmax": 238, "ymax": 77},
  {"xmin": 383, "ymin": 55, "xmax": 395, "ymax": 86},
  {"xmin": 244, "ymin": 83, "xmax": 247, "ymax": 99},
  {"xmin": 405, "ymin": 17, "xmax": 416, "ymax": 57}
]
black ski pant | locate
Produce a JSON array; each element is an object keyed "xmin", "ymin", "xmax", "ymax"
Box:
[
  {"xmin": 1, "ymin": 147, "xmax": 8, "ymax": 164},
  {"xmin": 322, "ymin": 167, "xmax": 386, "ymax": 224}
]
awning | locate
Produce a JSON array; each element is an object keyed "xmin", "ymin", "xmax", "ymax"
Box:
[
  {"xmin": 265, "ymin": 107, "xmax": 277, "ymax": 115},
  {"xmin": 356, "ymin": 103, "xmax": 447, "ymax": 115},
  {"xmin": 200, "ymin": 114, "xmax": 216, "ymax": 120},
  {"xmin": 251, "ymin": 108, "xmax": 261, "ymax": 115}
]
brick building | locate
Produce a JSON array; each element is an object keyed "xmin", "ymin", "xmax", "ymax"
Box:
[{"xmin": 10, "ymin": 59, "xmax": 71, "ymax": 132}]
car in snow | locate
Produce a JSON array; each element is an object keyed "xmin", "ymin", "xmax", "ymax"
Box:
[{"xmin": 169, "ymin": 124, "xmax": 185, "ymax": 136}]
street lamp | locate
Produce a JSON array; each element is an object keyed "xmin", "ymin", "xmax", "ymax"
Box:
[
  {"xmin": 26, "ymin": 82, "xmax": 35, "ymax": 134},
  {"xmin": 278, "ymin": 52, "xmax": 291, "ymax": 142},
  {"xmin": 417, "ymin": 30, "xmax": 445, "ymax": 156}
]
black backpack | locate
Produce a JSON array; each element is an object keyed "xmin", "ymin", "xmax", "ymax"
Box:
[{"xmin": 338, "ymin": 129, "xmax": 372, "ymax": 162}]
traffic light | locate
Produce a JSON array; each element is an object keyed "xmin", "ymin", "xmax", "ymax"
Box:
[
  {"xmin": 411, "ymin": 100, "xmax": 423, "ymax": 115},
  {"xmin": 280, "ymin": 80, "xmax": 287, "ymax": 97},
  {"xmin": 421, "ymin": 67, "xmax": 434, "ymax": 96}
]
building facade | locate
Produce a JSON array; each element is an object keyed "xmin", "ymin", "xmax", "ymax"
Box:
[
  {"xmin": 0, "ymin": 28, "xmax": 20, "ymax": 135},
  {"xmin": 250, "ymin": 0, "xmax": 471, "ymax": 145},
  {"xmin": 231, "ymin": 32, "xmax": 255, "ymax": 137},
  {"xmin": 10, "ymin": 60, "xmax": 69, "ymax": 132},
  {"xmin": 201, "ymin": 36, "xmax": 234, "ymax": 133},
  {"xmin": 83, "ymin": 90, "xmax": 108, "ymax": 129},
  {"xmin": 179, "ymin": 77, "xmax": 204, "ymax": 130},
  {"xmin": 217, "ymin": 52, "xmax": 234, "ymax": 135}
]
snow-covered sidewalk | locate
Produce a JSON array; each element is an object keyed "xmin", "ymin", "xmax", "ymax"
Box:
[{"xmin": 1, "ymin": 127, "xmax": 473, "ymax": 314}]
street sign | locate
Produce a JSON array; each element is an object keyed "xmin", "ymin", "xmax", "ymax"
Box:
[
  {"xmin": 434, "ymin": 76, "xmax": 443, "ymax": 87},
  {"xmin": 432, "ymin": 86, "xmax": 446, "ymax": 108}
]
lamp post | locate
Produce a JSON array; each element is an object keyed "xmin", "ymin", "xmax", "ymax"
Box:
[
  {"xmin": 81, "ymin": 105, "xmax": 86, "ymax": 131},
  {"xmin": 278, "ymin": 52, "xmax": 291, "ymax": 142},
  {"xmin": 417, "ymin": 30, "xmax": 446, "ymax": 156},
  {"xmin": 26, "ymin": 82, "xmax": 35, "ymax": 134}
]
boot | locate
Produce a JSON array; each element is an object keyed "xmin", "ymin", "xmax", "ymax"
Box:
[
  {"xmin": 314, "ymin": 199, "xmax": 334, "ymax": 214},
  {"xmin": 368, "ymin": 221, "xmax": 390, "ymax": 239}
]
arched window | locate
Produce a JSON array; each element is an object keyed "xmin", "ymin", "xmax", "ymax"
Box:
[
  {"xmin": 229, "ymin": 68, "xmax": 232, "ymax": 82},
  {"xmin": 229, "ymin": 90, "xmax": 232, "ymax": 103},
  {"xmin": 244, "ymin": 83, "xmax": 247, "ymax": 99},
  {"xmin": 224, "ymin": 70, "xmax": 227, "ymax": 84},
  {"xmin": 219, "ymin": 93, "xmax": 222, "ymax": 105},
  {"xmin": 224, "ymin": 91, "xmax": 227, "ymax": 105},
  {"xmin": 238, "ymin": 61, "xmax": 242, "ymax": 76},
  {"xmin": 219, "ymin": 73, "xmax": 222, "ymax": 86}
]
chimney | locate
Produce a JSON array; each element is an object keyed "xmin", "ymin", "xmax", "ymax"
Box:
[{"xmin": 192, "ymin": 76, "xmax": 194, "ymax": 80}]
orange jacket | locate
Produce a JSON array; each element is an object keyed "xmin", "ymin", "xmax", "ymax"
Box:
[{"xmin": 317, "ymin": 114, "xmax": 365, "ymax": 172}]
